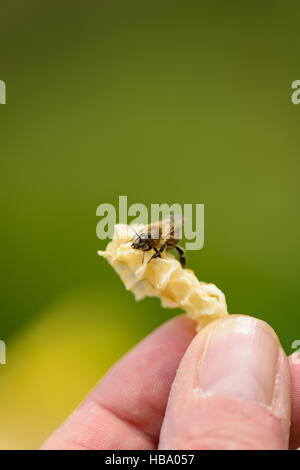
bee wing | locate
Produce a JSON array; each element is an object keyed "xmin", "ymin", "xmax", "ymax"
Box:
[
  {"xmin": 161, "ymin": 213, "xmax": 184, "ymax": 240},
  {"xmin": 148, "ymin": 220, "xmax": 160, "ymax": 240}
]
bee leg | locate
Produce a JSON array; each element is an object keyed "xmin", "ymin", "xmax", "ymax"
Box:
[
  {"xmin": 147, "ymin": 244, "xmax": 167, "ymax": 264},
  {"xmin": 147, "ymin": 247, "xmax": 161, "ymax": 264},
  {"xmin": 142, "ymin": 247, "xmax": 152, "ymax": 264},
  {"xmin": 175, "ymin": 245, "xmax": 186, "ymax": 267},
  {"xmin": 159, "ymin": 243, "xmax": 167, "ymax": 254}
]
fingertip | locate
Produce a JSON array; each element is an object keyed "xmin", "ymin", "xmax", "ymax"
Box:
[{"xmin": 159, "ymin": 315, "xmax": 291, "ymax": 450}]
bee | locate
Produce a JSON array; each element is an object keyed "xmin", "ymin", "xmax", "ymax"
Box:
[{"xmin": 131, "ymin": 214, "xmax": 186, "ymax": 267}]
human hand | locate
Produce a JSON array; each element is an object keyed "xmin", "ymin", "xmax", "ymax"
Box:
[{"xmin": 41, "ymin": 315, "xmax": 300, "ymax": 450}]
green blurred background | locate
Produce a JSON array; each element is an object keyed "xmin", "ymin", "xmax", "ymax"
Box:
[{"xmin": 0, "ymin": 0, "xmax": 299, "ymax": 449}]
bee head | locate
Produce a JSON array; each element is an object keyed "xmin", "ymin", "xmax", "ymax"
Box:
[
  {"xmin": 131, "ymin": 237, "xmax": 141, "ymax": 249},
  {"xmin": 131, "ymin": 230, "xmax": 150, "ymax": 251}
]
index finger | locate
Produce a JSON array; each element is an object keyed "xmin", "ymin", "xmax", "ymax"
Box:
[{"xmin": 41, "ymin": 314, "xmax": 196, "ymax": 450}]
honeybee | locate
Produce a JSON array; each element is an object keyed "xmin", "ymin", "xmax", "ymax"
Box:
[{"xmin": 131, "ymin": 214, "xmax": 186, "ymax": 267}]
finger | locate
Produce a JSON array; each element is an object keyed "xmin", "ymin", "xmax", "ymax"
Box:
[
  {"xmin": 159, "ymin": 315, "xmax": 291, "ymax": 450},
  {"xmin": 41, "ymin": 314, "xmax": 196, "ymax": 450},
  {"xmin": 289, "ymin": 353, "xmax": 300, "ymax": 449}
]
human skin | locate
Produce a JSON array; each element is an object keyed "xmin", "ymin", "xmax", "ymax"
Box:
[{"xmin": 41, "ymin": 314, "xmax": 300, "ymax": 450}]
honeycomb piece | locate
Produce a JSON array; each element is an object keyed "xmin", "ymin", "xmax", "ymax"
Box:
[{"xmin": 98, "ymin": 224, "xmax": 228, "ymax": 330}]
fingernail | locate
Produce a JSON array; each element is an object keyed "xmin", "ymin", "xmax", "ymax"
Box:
[{"xmin": 198, "ymin": 316, "xmax": 279, "ymax": 406}]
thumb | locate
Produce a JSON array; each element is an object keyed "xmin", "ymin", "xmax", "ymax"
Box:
[{"xmin": 159, "ymin": 315, "xmax": 291, "ymax": 450}]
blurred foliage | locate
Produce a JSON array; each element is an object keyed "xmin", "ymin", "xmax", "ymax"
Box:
[{"xmin": 0, "ymin": 0, "xmax": 299, "ymax": 449}]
